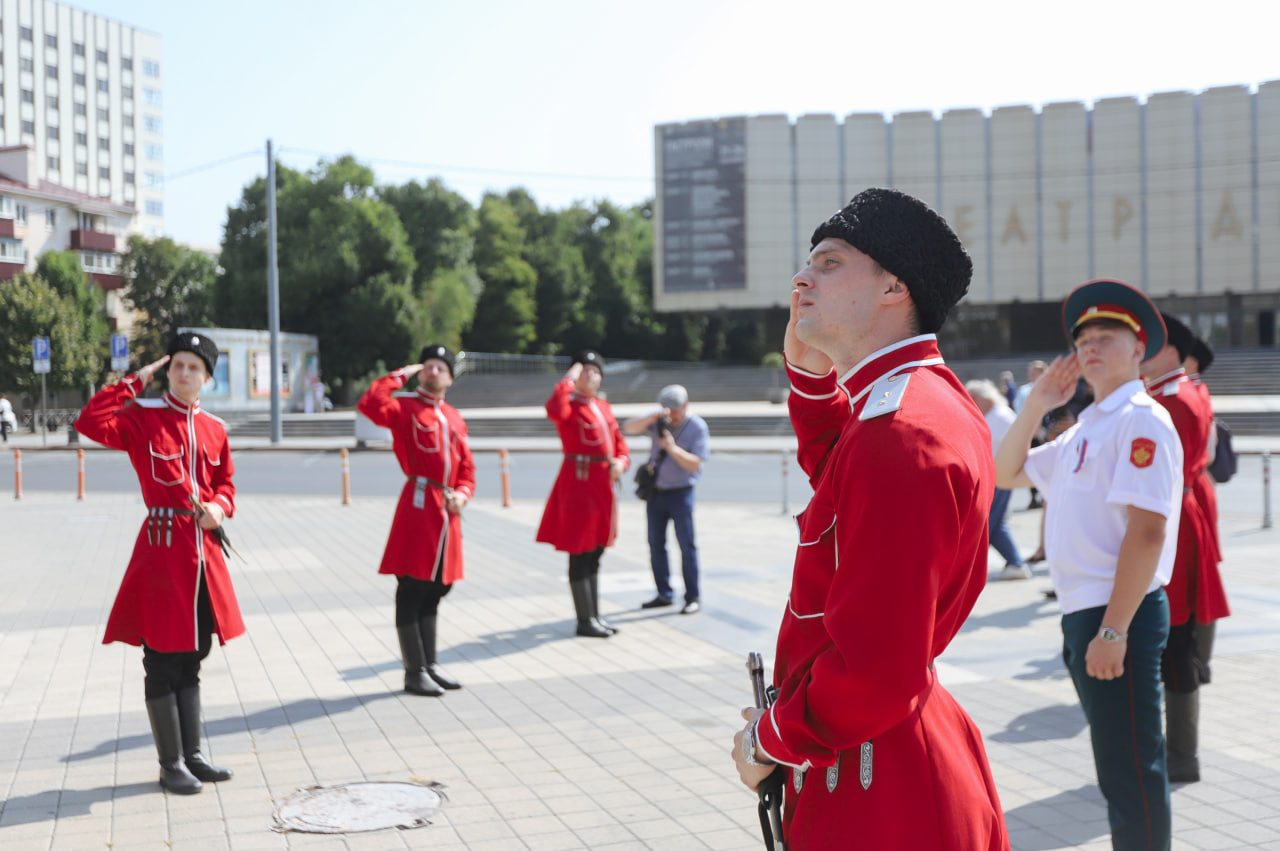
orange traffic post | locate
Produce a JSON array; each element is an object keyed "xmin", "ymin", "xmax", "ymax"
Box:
[
  {"xmin": 499, "ymin": 447, "xmax": 512, "ymax": 508},
  {"xmin": 340, "ymin": 447, "xmax": 352, "ymax": 506},
  {"xmin": 76, "ymin": 448, "xmax": 86, "ymax": 500},
  {"xmin": 13, "ymin": 449, "xmax": 22, "ymax": 500}
]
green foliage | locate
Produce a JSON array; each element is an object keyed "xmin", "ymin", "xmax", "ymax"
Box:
[
  {"xmin": 35, "ymin": 250, "xmax": 109, "ymax": 373},
  {"xmin": 0, "ymin": 274, "xmax": 101, "ymax": 396},
  {"xmin": 120, "ymin": 235, "xmax": 218, "ymax": 368},
  {"xmin": 464, "ymin": 194, "xmax": 539, "ymax": 353}
]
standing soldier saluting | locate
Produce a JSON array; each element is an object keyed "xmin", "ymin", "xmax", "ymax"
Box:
[
  {"xmin": 75, "ymin": 332, "xmax": 242, "ymax": 795},
  {"xmin": 359, "ymin": 345, "xmax": 475, "ymax": 697}
]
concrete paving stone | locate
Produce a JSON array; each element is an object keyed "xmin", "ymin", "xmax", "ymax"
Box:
[
  {"xmin": 1176, "ymin": 826, "xmax": 1259, "ymax": 850},
  {"xmin": 520, "ymin": 831, "xmax": 588, "ymax": 851},
  {"xmin": 451, "ymin": 815, "xmax": 519, "ymax": 843},
  {"xmin": 621, "ymin": 816, "xmax": 692, "ymax": 841},
  {"xmin": 569, "ymin": 823, "xmax": 642, "ymax": 846}
]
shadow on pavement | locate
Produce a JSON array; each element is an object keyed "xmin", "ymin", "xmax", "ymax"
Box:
[
  {"xmin": 989, "ymin": 703, "xmax": 1087, "ymax": 743},
  {"xmin": 0, "ymin": 782, "xmax": 155, "ymax": 826},
  {"xmin": 1003, "ymin": 785, "xmax": 1108, "ymax": 850},
  {"xmin": 1011, "ymin": 654, "xmax": 1071, "ymax": 681},
  {"xmin": 62, "ymin": 692, "xmax": 397, "ymax": 762},
  {"xmin": 962, "ymin": 597, "xmax": 1056, "ymax": 632}
]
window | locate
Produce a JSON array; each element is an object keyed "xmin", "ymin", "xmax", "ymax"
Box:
[
  {"xmin": 97, "ymin": 79, "xmax": 108, "ymax": 93},
  {"xmin": 0, "ymin": 239, "xmax": 25, "ymax": 262},
  {"xmin": 45, "ymin": 34, "xmax": 57, "ymax": 48},
  {"xmin": 81, "ymin": 251, "xmax": 120, "ymax": 273},
  {"xmin": 21, "ymin": 89, "xmax": 34, "ymax": 104},
  {"xmin": 48, "ymin": 126, "xmax": 59, "ymax": 140},
  {"xmin": 75, "ymin": 132, "xmax": 87, "ymax": 145},
  {"xmin": 142, "ymin": 59, "xmax": 159, "ymax": 77},
  {"xmin": 46, "ymin": 94, "xmax": 58, "ymax": 109},
  {"xmin": 74, "ymin": 42, "xmax": 85, "ymax": 57},
  {"xmin": 45, "ymin": 209, "xmax": 56, "ymax": 229},
  {"xmin": 0, "ymin": 196, "xmax": 13, "ymax": 217},
  {"xmin": 75, "ymin": 162, "xmax": 87, "ymax": 175},
  {"xmin": 20, "ymin": 57, "xmax": 34, "ymax": 72},
  {"xmin": 74, "ymin": 102, "xmax": 86, "ymax": 116},
  {"xmin": 96, "ymin": 49, "xmax": 108, "ymax": 63},
  {"xmin": 47, "ymin": 155, "xmax": 59, "ymax": 171},
  {"xmin": 124, "ymin": 171, "xmax": 134, "ymax": 184},
  {"xmin": 121, "ymin": 57, "xmax": 132, "ymax": 71},
  {"xmin": 74, "ymin": 71, "xmax": 85, "ymax": 86},
  {"xmin": 46, "ymin": 64, "xmax": 57, "ymax": 79},
  {"xmin": 98, "ymin": 137, "xmax": 109, "ymax": 151},
  {"xmin": 145, "ymin": 200, "xmax": 163, "ymax": 216},
  {"xmin": 97, "ymin": 107, "xmax": 109, "ymax": 121},
  {"xmin": 144, "ymin": 116, "xmax": 162, "ymax": 134},
  {"xmin": 16, "ymin": 205, "xmax": 27, "ymax": 225},
  {"xmin": 144, "ymin": 143, "xmax": 163, "ymax": 161},
  {"xmin": 98, "ymin": 166, "xmax": 110, "ymax": 179},
  {"xmin": 122, "ymin": 85, "xmax": 133, "ymax": 100},
  {"xmin": 144, "ymin": 171, "xmax": 163, "ymax": 188},
  {"xmin": 144, "ymin": 88, "xmax": 162, "ymax": 106},
  {"xmin": 123, "ymin": 113, "xmax": 133, "ymax": 127},
  {"xmin": 123, "ymin": 142, "xmax": 134, "ymax": 156},
  {"xmin": 20, "ymin": 26, "xmax": 32, "ymax": 41},
  {"xmin": 21, "ymin": 120, "xmax": 35, "ymax": 135}
]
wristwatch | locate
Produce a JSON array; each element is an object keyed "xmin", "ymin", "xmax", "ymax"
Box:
[{"xmin": 1098, "ymin": 626, "xmax": 1127, "ymax": 643}]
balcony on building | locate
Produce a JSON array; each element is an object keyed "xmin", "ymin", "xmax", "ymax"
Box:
[
  {"xmin": 0, "ymin": 217, "xmax": 15, "ymax": 238},
  {"xmin": 71, "ymin": 228, "xmax": 117, "ymax": 252},
  {"xmin": 89, "ymin": 272, "xmax": 125, "ymax": 290}
]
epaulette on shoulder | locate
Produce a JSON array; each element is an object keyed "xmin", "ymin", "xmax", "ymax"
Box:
[
  {"xmin": 133, "ymin": 398, "xmax": 167, "ymax": 408},
  {"xmin": 859, "ymin": 372, "xmax": 911, "ymax": 421},
  {"xmin": 1162, "ymin": 383, "xmax": 1180, "ymax": 396},
  {"xmin": 392, "ymin": 392, "xmax": 418, "ymax": 398}
]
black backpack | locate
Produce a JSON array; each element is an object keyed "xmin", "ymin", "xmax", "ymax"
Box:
[{"xmin": 1207, "ymin": 419, "xmax": 1237, "ymax": 484}]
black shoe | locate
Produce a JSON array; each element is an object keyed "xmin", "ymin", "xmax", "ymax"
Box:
[
  {"xmin": 175, "ymin": 687, "xmax": 232, "ymax": 783},
  {"xmin": 642, "ymin": 596, "xmax": 675, "ymax": 609},
  {"xmin": 146, "ymin": 694, "xmax": 202, "ymax": 795},
  {"xmin": 404, "ymin": 669, "xmax": 444, "ymax": 696},
  {"xmin": 681, "ymin": 600, "xmax": 701, "ymax": 615},
  {"xmin": 184, "ymin": 751, "xmax": 233, "ymax": 783},
  {"xmin": 427, "ymin": 663, "xmax": 462, "ymax": 691},
  {"xmin": 575, "ymin": 618, "xmax": 613, "ymax": 638},
  {"xmin": 1167, "ymin": 754, "xmax": 1200, "ymax": 784},
  {"xmin": 159, "ymin": 760, "xmax": 203, "ymax": 795},
  {"xmin": 588, "ymin": 573, "xmax": 618, "ymax": 634}
]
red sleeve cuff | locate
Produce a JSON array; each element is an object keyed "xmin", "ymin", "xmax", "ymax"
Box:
[
  {"xmin": 753, "ymin": 706, "xmax": 810, "ymax": 771},
  {"xmin": 785, "ymin": 358, "xmax": 838, "ymax": 400}
]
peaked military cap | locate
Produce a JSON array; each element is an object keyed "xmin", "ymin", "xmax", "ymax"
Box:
[{"xmin": 1062, "ymin": 279, "xmax": 1166, "ymax": 361}]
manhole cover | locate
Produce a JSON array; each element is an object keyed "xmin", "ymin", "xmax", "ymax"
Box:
[{"xmin": 270, "ymin": 780, "xmax": 447, "ymax": 834}]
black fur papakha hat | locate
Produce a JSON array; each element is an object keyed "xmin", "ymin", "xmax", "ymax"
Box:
[
  {"xmin": 1190, "ymin": 336, "xmax": 1214, "ymax": 373},
  {"xmin": 1159, "ymin": 312, "xmax": 1195, "ymax": 363},
  {"xmin": 572, "ymin": 349, "xmax": 605, "ymax": 371},
  {"xmin": 810, "ymin": 187, "xmax": 973, "ymax": 333},
  {"xmin": 419, "ymin": 344, "xmax": 456, "ymax": 376},
  {"xmin": 167, "ymin": 332, "xmax": 219, "ymax": 375}
]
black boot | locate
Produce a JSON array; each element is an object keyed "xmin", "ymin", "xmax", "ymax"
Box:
[
  {"xmin": 419, "ymin": 615, "xmax": 461, "ymax": 690},
  {"xmin": 588, "ymin": 573, "xmax": 618, "ymax": 634},
  {"xmin": 176, "ymin": 687, "xmax": 233, "ymax": 782},
  {"xmin": 571, "ymin": 578, "xmax": 611, "ymax": 638},
  {"xmin": 145, "ymin": 694, "xmax": 202, "ymax": 794},
  {"xmin": 397, "ymin": 624, "xmax": 443, "ymax": 696},
  {"xmin": 1166, "ymin": 690, "xmax": 1201, "ymax": 783}
]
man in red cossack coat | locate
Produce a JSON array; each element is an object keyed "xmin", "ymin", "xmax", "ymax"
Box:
[
  {"xmin": 731, "ymin": 189, "xmax": 1007, "ymax": 849},
  {"xmin": 75, "ymin": 332, "xmax": 242, "ymax": 795},
  {"xmin": 359, "ymin": 345, "xmax": 475, "ymax": 697},
  {"xmin": 1142, "ymin": 314, "xmax": 1229, "ymax": 784},
  {"xmin": 536, "ymin": 350, "xmax": 629, "ymax": 638}
]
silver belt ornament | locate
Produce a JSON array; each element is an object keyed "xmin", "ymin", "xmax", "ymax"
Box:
[{"xmin": 795, "ymin": 741, "xmax": 872, "ymax": 795}]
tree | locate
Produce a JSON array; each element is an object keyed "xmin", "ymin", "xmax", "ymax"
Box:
[
  {"xmin": 217, "ymin": 156, "xmax": 420, "ymax": 399},
  {"xmin": 35, "ymin": 250, "xmax": 110, "ymax": 377},
  {"xmin": 463, "ymin": 194, "xmax": 539, "ymax": 353},
  {"xmin": 120, "ymin": 235, "xmax": 218, "ymax": 368},
  {"xmin": 0, "ymin": 275, "xmax": 100, "ymax": 399}
]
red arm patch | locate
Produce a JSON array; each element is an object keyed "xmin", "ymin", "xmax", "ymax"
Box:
[{"xmin": 1130, "ymin": 437, "xmax": 1157, "ymax": 468}]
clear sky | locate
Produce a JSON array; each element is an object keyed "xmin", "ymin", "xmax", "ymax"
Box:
[{"xmin": 85, "ymin": 0, "xmax": 1279, "ymax": 249}]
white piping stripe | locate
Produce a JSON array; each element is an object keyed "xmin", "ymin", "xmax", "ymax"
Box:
[
  {"xmin": 765, "ymin": 709, "xmax": 813, "ymax": 771},
  {"xmin": 845, "ymin": 357, "xmax": 945, "ymax": 410},
  {"xmin": 789, "ymin": 385, "xmax": 839, "ymax": 400},
  {"xmin": 837, "ymin": 334, "xmax": 938, "ymax": 386},
  {"xmin": 786, "ymin": 597, "xmax": 825, "ymax": 619}
]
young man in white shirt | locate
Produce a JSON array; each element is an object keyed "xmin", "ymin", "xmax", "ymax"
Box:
[{"xmin": 996, "ymin": 279, "xmax": 1181, "ymax": 851}]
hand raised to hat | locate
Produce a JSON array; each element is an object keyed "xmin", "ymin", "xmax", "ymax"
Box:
[
  {"xmin": 784, "ymin": 289, "xmax": 834, "ymax": 376},
  {"xmin": 401, "ymin": 363, "xmax": 425, "ymax": 377},
  {"xmin": 137, "ymin": 355, "xmax": 170, "ymax": 386},
  {"xmin": 1024, "ymin": 354, "xmax": 1080, "ymax": 416}
]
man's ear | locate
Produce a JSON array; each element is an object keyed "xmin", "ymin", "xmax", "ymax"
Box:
[{"xmin": 883, "ymin": 276, "xmax": 911, "ymax": 304}]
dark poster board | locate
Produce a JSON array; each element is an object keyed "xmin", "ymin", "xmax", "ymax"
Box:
[{"xmin": 660, "ymin": 118, "xmax": 746, "ymax": 292}]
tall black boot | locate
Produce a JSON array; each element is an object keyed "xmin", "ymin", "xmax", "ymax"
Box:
[
  {"xmin": 419, "ymin": 615, "xmax": 461, "ymax": 690},
  {"xmin": 588, "ymin": 572, "xmax": 618, "ymax": 634},
  {"xmin": 176, "ymin": 687, "xmax": 233, "ymax": 782},
  {"xmin": 145, "ymin": 694, "xmax": 202, "ymax": 794},
  {"xmin": 397, "ymin": 624, "xmax": 443, "ymax": 696},
  {"xmin": 1166, "ymin": 690, "xmax": 1200, "ymax": 783},
  {"xmin": 571, "ymin": 578, "xmax": 611, "ymax": 638}
]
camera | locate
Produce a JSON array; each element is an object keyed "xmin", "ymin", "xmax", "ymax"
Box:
[{"xmin": 656, "ymin": 416, "xmax": 670, "ymax": 436}]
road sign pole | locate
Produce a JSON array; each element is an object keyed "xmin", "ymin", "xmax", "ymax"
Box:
[{"xmin": 40, "ymin": 373, "xmax": 47, "ymax": 448}]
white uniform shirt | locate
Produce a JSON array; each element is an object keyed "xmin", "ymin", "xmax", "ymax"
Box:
[
  {"xmin": 1023, "ymin": 379, "xmax": 1182, "ymax": 614},
  {"xmin": 984, "ymin": 405, "xmax": 1016, "ymax": 455}
]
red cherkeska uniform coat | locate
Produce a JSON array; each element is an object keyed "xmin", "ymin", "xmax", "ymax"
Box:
[
  {"xmin": 358, "ymin": 371, "xmax": 476, "ymax": 583},
  {"xmin": 755, "ymin": 338, "xmax": 1008, "ymax": 850},
  {"xmin": 74, "ymin": 377, "xmax": 244, "ymax": 653},
  {"xmin": 536, "ymin": 379, "xmax": 629, "ymax": 554},
  {"xmin": 1192, "ymin": 377, "xmax": 1223, "ymax": 562},
  {"xmin": 1148, "ymin": 369, "xmax": 1229, "ymax": 626}
]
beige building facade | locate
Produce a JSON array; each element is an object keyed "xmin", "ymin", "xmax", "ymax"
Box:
[{"xmin": 654, "ymin": 80, "xmax": 1280, "ymax": 353}]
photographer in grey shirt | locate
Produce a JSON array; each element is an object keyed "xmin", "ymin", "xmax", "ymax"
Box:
[{"xmin": 622, "ymin": 384, "xmax": 711, "ymax": 614}]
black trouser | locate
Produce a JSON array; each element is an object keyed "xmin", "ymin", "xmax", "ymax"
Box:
[
  {"xmin": 395, "ymin": 573, "xmax": 452, "ymax": 627},
  {"xmin": 142, "ymin": 575, "xmax": 214, "ymax": 700},
  {"xmin": 568, "ymin": 547, "xmax": 604, "ymax": 582}
]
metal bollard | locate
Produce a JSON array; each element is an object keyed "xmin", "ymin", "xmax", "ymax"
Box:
[
  {"xmin": 340, "ymin": 447, "xmax": 352, "ymax": 506},
  {"xmin": 499, "ymin": 448, "xmax": 512, "ymax": 508},
  {"xmin": 76, "ymin": 448, "xmax": 85, "ymax": 500},
  {"xmin": 1264, "ymin": 451, "xmax": 1272, "ymax": 530},
  {"xmin": 780, "ymin": 449, "xmax": 790, "ymax": 515},
  {"xmin": 13, "ymin": 449, "xmax": 22, "ymax": 500}
]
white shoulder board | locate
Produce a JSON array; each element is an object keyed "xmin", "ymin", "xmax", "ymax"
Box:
[
  {"xmin": 133, "ymin": 398, "xmax": 167, "ymax": 408},
  {"xmin": 859, "ymin": 372, "xmax": 910, "ymax": 421},
  {"xmin": 1162, "ymin": 383, "xmax": 1180, "ymax": 396}
]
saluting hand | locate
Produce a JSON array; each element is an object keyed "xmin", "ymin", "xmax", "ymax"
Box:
[
  {"xmin": 137, "ymin": 355, "xmax": 170, "ymax": 385},
  {"xmin": 1025, "ymin": 354, "xmax": 1080, "ymax": 415},
  {"xmin": 401, "ymin": 363, "xmax": 424, "ymax": 377},
  {"xmin": 784, "ymin": 289, "xmax": 834, "ymax": 376}
]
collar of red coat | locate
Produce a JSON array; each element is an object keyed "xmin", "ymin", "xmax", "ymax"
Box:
[
  {"xmin": 163, "ymin": 391, "xmax": 199, "ymax": 415},
  {"xmin": 836, "ymin": 334, "xmax": 944, "ymax": 409},
  {"xmin": 414, "ymin": 386, "xmax": 444, "ymax": 405},
  {"xmin": 1145, "ymin": 367, "xmax": 1187, "ymax": 395}
]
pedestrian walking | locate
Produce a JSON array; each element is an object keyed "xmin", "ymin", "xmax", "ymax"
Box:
[
  {"xmin": 73, "ymin": 332, "xmax": 242, "ymax": 795},
  {"xmin": 996, "ymin": 279, "xmax": 1181, "ymax": 850},
  {"xmin": 536, "ymin": 350, "xmax": 629, "ymax": 638},
  {"xmin": 622, "ymin": 384, "xmax": 710, "ymax": 614},
  {"xmin": 0, "ymin": 392, "xmax": 15, "ymax": 442},
  {"xmin": 357, "ymin": 345, "xmax": 475, "ymax": 697},
  {"xmin": 731, "ymin": 188, "xmax": 1008, "ymax": 849}
]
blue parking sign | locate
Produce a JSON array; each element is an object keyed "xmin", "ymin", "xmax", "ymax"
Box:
[
  {"xmin": 33, "ymin": 336, "xmax": 51, "ymax": 374},
  {"xmin": 111, "ymin": 333, "xmax": 129, "ymax": 371}
]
